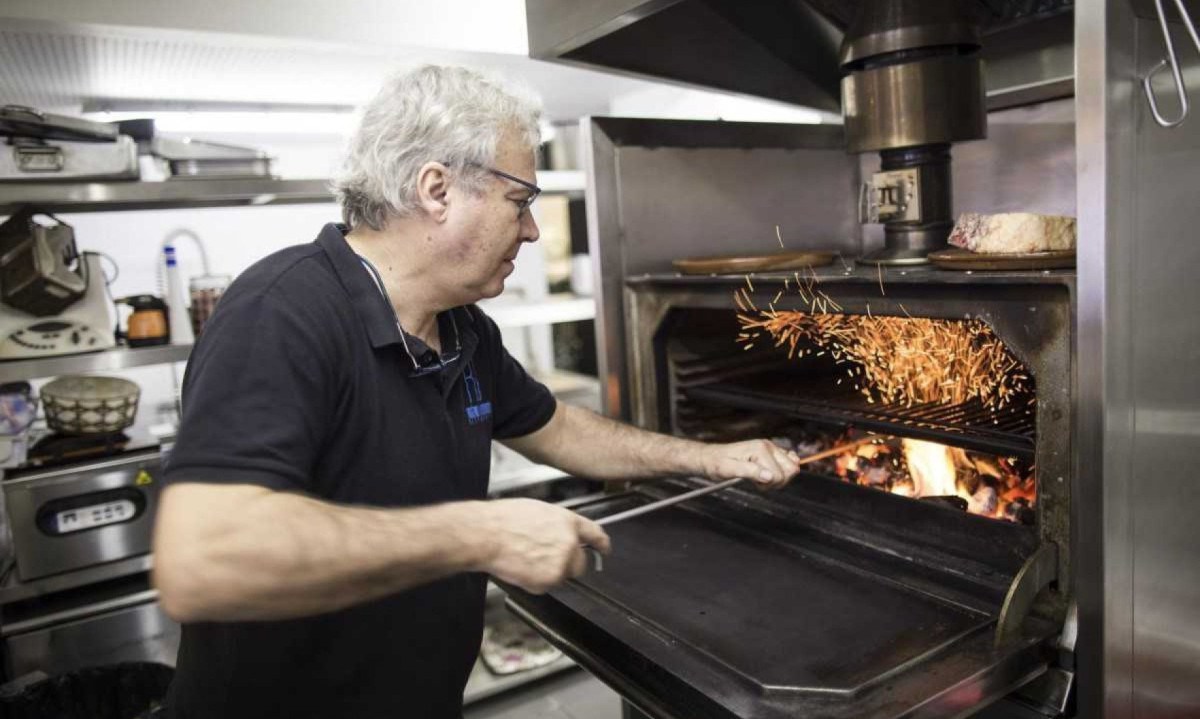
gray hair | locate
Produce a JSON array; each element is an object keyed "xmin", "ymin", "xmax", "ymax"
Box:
[{"xmin": 334, "ymin": 65, "xmax": 542, "ymax": 231}]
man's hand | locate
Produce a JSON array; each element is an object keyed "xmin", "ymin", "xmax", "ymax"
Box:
[
  {"xmin": 477, "ymin": 498, "xmax": 611, "ymax": 594},
  {"xmin": 697, "ymin": 439, "xmax": 802, "ymax": 489}
]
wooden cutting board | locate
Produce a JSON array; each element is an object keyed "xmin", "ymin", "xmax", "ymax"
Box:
[
  {"xmin": 673, "ymin": 250, "xmax": 835, "ymax": 275},
  {"xmin": 927, "ymin": 247, "xmax": 1076, "ymax": 271}
]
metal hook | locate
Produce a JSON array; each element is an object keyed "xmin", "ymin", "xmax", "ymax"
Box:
[{"xmin": 1144, "ymin": 0, "xmax": 1200, "ymax": 128}]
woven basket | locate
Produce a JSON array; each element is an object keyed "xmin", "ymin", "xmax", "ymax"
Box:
[{"xmin": 41, "ymin": 375, "xmax": 140, "ymax": 435}]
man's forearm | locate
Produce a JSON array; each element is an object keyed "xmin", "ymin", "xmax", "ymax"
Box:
[
  {"xmin": 154, "ymin": 484, "xmax": 491, "ymax": 622},
  {"xmin": 505, "ymin": 403, "xmax": 706, "ymax": 481}
]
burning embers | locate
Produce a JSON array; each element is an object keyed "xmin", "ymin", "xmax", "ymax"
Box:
[{"xmin": 808, "ymin": 434, "xmax": 1036, "ymax": 524}]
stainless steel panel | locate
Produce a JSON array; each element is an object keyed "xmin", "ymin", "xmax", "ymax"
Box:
[
  {"xmin": 1128, "ymin": 13, "xmax": 1200, "ymax": 718},
  {"xmin": 982, "ymin": 12, "xmax": 1076, "ymax": 101},
  {"xmin": 953, "ymin": 113, "xmax": 1077, "ymax": 217},
  {"xmin": 582, "ymin": 118, "xmax": 860, "ymax": 419},
  {"xmin": 1078, "ymin": 1, "xmax": 1200, "ymax": 717},
  {"xmin": 4, "ymin": 598, "xmax": 179, "ymax": 677},
  {"xmin": 526, "ymin": 1, "xmax": 1075, "ymax": 110},
  {"xmin": 528, "ymin": 0, "xmax": 844, "ymax": 112},
  {"xmin": 1075, "ymin": 3, "xmax": 1135, "ymax": 715},
  {"xmin": 3, "ymin": 450, "xmax": 163, "ymax": 581},
  {"xmin": 525, "ymin": 0, "xmax": 681, "ymax": 57}
]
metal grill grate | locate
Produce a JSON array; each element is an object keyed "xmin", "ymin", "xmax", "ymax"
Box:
[{"xmin": 683, "ymin": 370, "xmax": 1036, "ymax": 459}]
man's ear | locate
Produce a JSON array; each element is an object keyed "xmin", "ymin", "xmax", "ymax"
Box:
[{"xmin": 416, "ymin": 162, "xmax": 451, "ymax": 221}]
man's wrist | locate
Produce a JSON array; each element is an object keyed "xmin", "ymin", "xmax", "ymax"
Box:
[
  {"xmin": 664, "ymin": 437, "xmax": 709, "ymax": 477},
  {"xmin": 432, "ymin": 501, "xmax": 496, "ymax": 574}
]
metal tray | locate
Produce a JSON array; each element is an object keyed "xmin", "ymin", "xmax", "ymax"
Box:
[
  {"xmin": 0, "ymin": 105, "xmax": 118, "ymax": 143},
  {"xmin": 506, "ymin": 477, "xmax": 1057, "ymax": 719},
  {"xmin": 673, "ymin": 251, "xmax": 836, "ymax": 275},
  {"xmin": 927, "ymin": 248, "xmax": 1076, "ymax": 271}
]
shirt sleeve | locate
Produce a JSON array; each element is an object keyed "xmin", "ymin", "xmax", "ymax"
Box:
[
  {"xmin": 165, "ymin": 288, "xmax": 341, "ymax": 492},
  {"xmin": 472, "ymin": 308, "xmax": 558, "ymax": 440}
]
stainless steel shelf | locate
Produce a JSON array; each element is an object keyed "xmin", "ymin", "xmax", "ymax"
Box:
[
  {"xmin": 0, "ymin": 178, "xmax": 334, "ymax": 214},
  {"xmin": 0, "ymin": 554, "xmax": 154, "ymax": 606},
  {"xmin": 0, "ymin": 173, "xmax": 578, "ymax": 215},
  {"xmin": 0, "ymin": 344, "xmax": 191, "ymax": 382}
]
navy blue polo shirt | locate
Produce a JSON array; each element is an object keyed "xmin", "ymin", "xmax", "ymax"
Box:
[{"xmin": 164, "ymin": 223, "xmax": 557, "ymax": 719}]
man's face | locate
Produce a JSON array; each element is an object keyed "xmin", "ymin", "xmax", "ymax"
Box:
[{"xmin": 441, "ymin": 129, "xmax": 541, "ymax": 303}]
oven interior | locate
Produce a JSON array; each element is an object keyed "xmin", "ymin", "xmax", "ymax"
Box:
[{"xmin": 668, "ymin": 307, "xmax": 1039, "ymax": 527}]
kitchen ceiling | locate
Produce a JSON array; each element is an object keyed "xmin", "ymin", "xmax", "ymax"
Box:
[{"xmin": 0, "ymin": 18, "xmax": 670, "ymax": 123}]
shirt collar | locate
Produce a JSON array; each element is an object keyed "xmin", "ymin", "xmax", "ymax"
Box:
[{"xmin": 316, "ymin": 223, "xmax": 479, "ymax": 373}]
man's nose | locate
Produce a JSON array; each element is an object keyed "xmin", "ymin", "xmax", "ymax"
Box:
[{"xmin": 520, "ymin": 209, "xmax": 540, "ymax": 243}]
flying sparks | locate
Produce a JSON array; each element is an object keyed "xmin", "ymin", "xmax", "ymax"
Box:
[{"xmin": 736, "ymin": 310, "xmax": 1031, "ymax": 409}]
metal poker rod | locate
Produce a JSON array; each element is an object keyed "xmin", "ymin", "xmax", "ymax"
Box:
[{"xmin": 596, "ymin": 435, "xmax": 882, "ymax": 528}]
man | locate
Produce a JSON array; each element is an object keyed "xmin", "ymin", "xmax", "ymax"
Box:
[{"xmin": 154, "ymin": 65, "xmax": 802, "ymax": 719}]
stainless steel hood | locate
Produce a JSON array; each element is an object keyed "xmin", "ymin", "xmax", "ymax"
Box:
[{"xmin": 525, "ymin": 0, "xmax": 1075, "ymax": 112}]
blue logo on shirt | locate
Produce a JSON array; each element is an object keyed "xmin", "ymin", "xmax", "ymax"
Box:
[{"xmin": 464, "ymin": 362, "xmax": 492, "ymax": 425}]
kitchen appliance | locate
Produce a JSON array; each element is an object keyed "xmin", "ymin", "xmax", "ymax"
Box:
[
  {"xmin": 517, "ymin": 2, "xmax": 1200, "ymax": 718},
  {"xmin": 3, "ymin": 447, "xmax": 161, "ymax": 582},
  {"xmin": 0, "ymin": 208, "xmax": 86, "ymax": 316},
  {"xmin": 40, "ymin": 375, "xmax": 140, "ymax": 436},
  {"xmin": 0, "ymin": 444, "xmax": 179, "ymax": 678},
  {"xmin": 117, "ymin": 295, "xmax": 170, "ymax": 347},
  {"xmin": 0, "ymin": 252, "xmax": 117, "ymax": 360}
]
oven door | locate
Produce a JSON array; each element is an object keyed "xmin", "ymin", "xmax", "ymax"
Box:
[{"xmin": 505, "ymin": 476, "xmax": 1059, "ymax": 719}]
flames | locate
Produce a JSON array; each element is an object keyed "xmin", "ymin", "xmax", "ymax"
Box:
[{"xmin": 822, "ymin": 435, "xmax": 1036, "ymax": 524}]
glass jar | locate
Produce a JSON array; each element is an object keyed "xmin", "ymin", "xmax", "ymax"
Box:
[{"xmin": 188, "ymin": 274, "xmax": 231, "ymax": 337}]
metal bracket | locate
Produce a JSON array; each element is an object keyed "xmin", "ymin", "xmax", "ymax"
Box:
[
  {"xmin": 995, "ymin": 543, "xmax": 1058, "ymax": 647},
  {"xmin": 1143, "ymin": 0, "xmax": 1200, "ymax": 128},
  {"xmin": 859, "ymin": 168, "xmax": 921, "ymax": 224}
]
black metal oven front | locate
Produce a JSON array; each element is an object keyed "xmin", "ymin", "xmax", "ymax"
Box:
[{"xmin": 506, "ymin": 268, "xmax": 1077, "ymax": 719}]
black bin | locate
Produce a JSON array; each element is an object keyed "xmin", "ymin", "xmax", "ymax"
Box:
[{"xmin": 0, "ymin": 662, "xmax": 172, "ymax": 719}]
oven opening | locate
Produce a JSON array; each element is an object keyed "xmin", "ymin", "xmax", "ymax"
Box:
[
  {"xmin": 801, "ymin": 429, "xmax": 1034, "ymax": 524},
  {"xmin": 668, "ymin": 307, "xmax": 1038, "ymax": 525}
]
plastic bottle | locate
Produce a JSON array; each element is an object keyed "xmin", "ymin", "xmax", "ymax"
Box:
[{"xmin": 162, "ymin": 242, "xmax": 195, "ymax": 345}]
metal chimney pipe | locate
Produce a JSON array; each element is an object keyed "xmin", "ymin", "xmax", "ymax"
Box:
[{"xmin": 840, "ymin": 0, "xmax": 987, "ymax": 265}]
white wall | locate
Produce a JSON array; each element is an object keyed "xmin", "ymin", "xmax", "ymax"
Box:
[{"xmin": 607, "ymin": 84, "xmax": 832, "ymax": 124}]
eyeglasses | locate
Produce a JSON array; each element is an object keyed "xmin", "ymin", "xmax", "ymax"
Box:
[
  {"xmin": 456, "ymin": 162, "xmax": 541, "ymax": 214},
  {"xmin": 403, "ymin": 311, "xmax": 462, "ymax": 377},
  {"xmin": 358, "ymin": 254, "xmax": 463, "ymax": 377}
]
